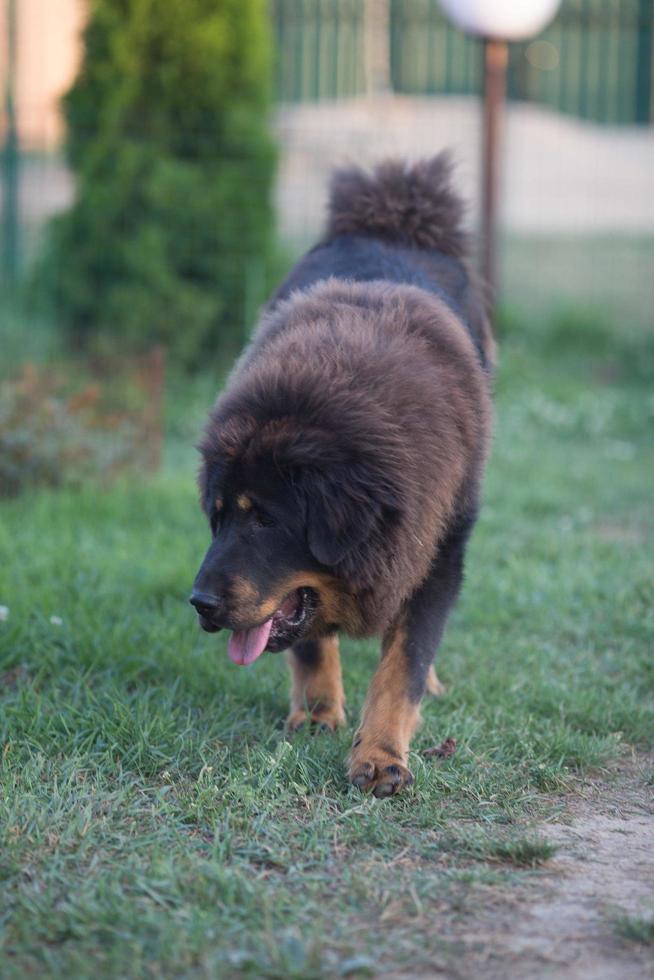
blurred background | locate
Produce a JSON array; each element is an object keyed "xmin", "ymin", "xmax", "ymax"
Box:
[{"xmin": 1, "ymin": 0, "xmax": 653, "ymax": 492}]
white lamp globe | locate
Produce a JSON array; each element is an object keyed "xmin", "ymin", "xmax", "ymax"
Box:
[{"xmin": 439, "ymin": 0, "xmax": 562, "ymax": 41}]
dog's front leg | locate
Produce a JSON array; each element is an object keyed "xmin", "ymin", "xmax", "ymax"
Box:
[
  {"xmin": 287, "ymin": 635, "xmax": 346, "ymax": 731},
  {"xmin": 348, "ymin": 516, "xmax": 472, "ymax": 797},
  {"xmin": 347, "ymin": 620, "xmax": 421, "ymax": 797}
]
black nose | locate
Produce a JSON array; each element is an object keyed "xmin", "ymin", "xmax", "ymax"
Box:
[{"xmin": 189, "ymin": 591, "xmax": 222, "ymax": 619}]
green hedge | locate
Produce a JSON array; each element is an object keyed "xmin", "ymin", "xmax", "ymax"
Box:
[{"xmin": 42, "ymin": 0, "xmax": 277, "ymax": 367}]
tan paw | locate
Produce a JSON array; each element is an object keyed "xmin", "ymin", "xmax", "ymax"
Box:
[
  {"xmin": 286, "ymin": 703, "xmax": 345, "ymax": 733},
  {"xmin": 349, "ymin": 747, "xmax": 414, "ymax": 798}
]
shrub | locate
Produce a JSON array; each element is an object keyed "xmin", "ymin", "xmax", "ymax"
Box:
[
  {"xmin": 0, "ymin": 358, "xmax": 163, "ymax": 496},
  {"xmin": 41, "ymin": 0, "xmax": 276, "ymax": 367}
]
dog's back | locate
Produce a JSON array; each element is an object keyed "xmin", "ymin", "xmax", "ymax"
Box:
[{"xmin": 271, "ymin": 154, "xmax": 495, "ymax": 370}]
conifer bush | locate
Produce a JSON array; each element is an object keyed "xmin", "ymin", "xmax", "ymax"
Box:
[{"xmin": 43, "ymin": 0, "xmax": 276, "ymax": 366}]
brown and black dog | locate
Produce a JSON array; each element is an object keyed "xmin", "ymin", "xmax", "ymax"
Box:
[{"xmin": 191, "ymin": 155, "xmax": 494, "ymax": 797}]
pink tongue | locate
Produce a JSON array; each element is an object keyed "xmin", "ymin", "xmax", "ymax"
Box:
[{"xmin": 227, "ymin": 617, "xmax": 274, "ymax": 666}]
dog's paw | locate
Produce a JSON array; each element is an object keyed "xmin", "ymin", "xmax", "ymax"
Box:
[
  {"xmin": 349, "ymin": 749, "xmax": 414, "ymax": 798},
  {"xmin": 286, "ymin": 704, "xmax": 345, "ymax": 733}
]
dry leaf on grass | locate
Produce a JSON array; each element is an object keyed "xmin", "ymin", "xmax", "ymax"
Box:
[{"xmin": 423, "ymin": 737, "xmax": 457, "ymax": 759}]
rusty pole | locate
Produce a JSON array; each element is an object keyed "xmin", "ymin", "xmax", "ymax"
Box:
[{"xmin": 481, "ymin": 37, "xmax": 508, "ymax": 315}]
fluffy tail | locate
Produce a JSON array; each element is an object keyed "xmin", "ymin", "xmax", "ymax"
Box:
[{"xmin": 325, "ymin": 153, "xmax": 467, "ymax": 256}]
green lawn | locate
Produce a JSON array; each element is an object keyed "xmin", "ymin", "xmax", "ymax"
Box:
[{"xmin": 1, "ymin": 306, "xmax": 653, "ymax": 977}]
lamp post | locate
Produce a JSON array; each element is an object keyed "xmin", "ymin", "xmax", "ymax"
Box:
[{"xmin": 439, "ymin": 0, "xmax": 562, "ymax": 310}]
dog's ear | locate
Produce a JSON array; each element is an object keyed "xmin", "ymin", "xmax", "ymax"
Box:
[
  {"xmin": 303, "ymin": 471, "xmax": 378, "ymax": 566},
  {"xmin": 300, "ymin": 465, "xmax": 398, "ymax": 568}
]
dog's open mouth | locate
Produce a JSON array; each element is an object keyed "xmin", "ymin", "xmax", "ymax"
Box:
[{"xmin": 227, "ymin": 587, "xmax": 315, "ymax": 666}]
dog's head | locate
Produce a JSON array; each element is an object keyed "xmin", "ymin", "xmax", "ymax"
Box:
[{"xmin": 191, "ymin": 415, "xmax": 399, "ymax": 664}]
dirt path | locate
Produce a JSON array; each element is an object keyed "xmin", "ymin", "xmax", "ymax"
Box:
[
  {"xmin": 386, "ymin": 757, "xmax": 654, "ymax": 979},
  {"xmin": 444, "ymin": 758, "xmax": 654, "ymax": 979}
]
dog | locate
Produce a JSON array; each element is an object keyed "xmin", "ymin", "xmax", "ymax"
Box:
[{"xmin": 191, "ymin": 155, "xmax": 494, "ymax": 797}]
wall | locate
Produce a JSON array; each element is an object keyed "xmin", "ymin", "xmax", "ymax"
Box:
[{"xmin": 0, "ymin": 0, "xmax": 85, "ymax": 149}]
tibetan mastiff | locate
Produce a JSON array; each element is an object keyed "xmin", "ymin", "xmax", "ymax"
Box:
[{"xmin": 191, "ymin": 155, "xmax": 495, "ymax": 797}]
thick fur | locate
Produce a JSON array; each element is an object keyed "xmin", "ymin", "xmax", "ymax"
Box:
[
  {"xmin": 326, "ymin": 154, "xmax": 468, "ymax": 255},
  {"xmin": 195, "ymin": 155, "xmax": 495, "ymax": 796},
  {"xmin": 201, "ymin": 279, "xmax": 491, "ymax": 634}
]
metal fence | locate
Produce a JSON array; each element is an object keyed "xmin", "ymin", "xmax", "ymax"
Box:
[
  {"xmin": 272, "ymin": 0, "xmax": 367, "ymax": 101},
  {"xmin": 1, "ymin": 0, "xmax": 653, "ymax": 296},
  {"xmin": 272, "ymin": 0, "xmax": 654, "ymax": 124}
]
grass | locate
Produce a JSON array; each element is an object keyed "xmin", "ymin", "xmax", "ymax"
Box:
[
  {"xmin": 485, "ymin": 836, "xmax": 558, "ymax": 868},
  {"xmin": 1, "ymin": 302, "xmax": 653, "ymax": 977},
  {"xmin": 614, "ymin": 912, "xmax": 654, "ymax": 946},
  {"xmin": 502, "ymin": 235, "xmax": 654, "ymax": 333}
]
